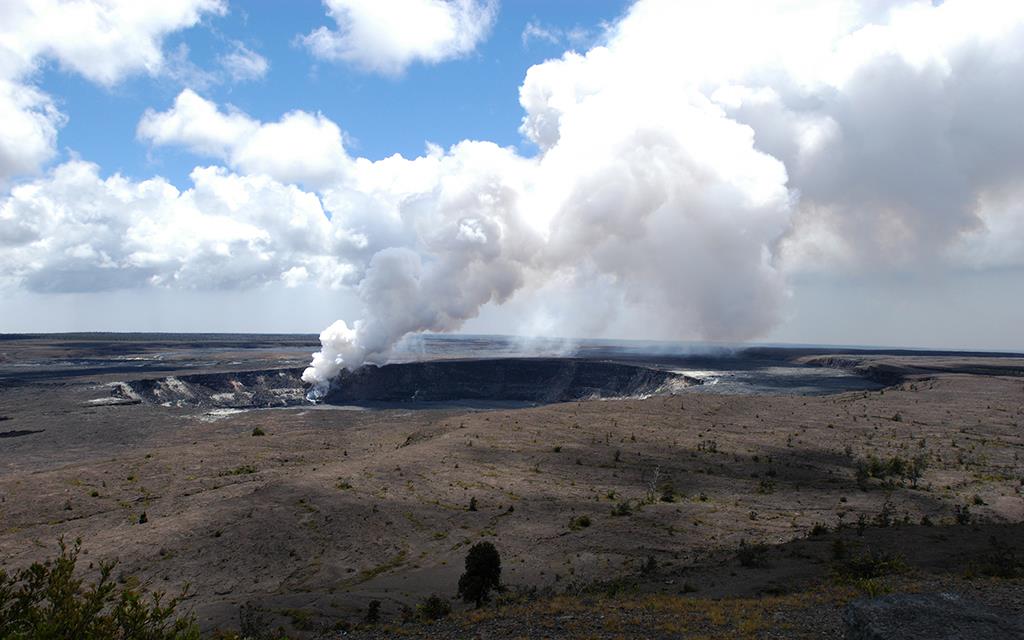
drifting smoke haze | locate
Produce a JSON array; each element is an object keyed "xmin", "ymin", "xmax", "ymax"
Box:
[{"xmin": 1, "ymin": 1, "xmax": 1024, "ymax": 386}]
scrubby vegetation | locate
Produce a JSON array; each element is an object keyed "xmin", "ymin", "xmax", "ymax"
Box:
[
  {"xmin": 854, "ymin": 453, "xmax": 928, "ymax": 489},
  {"xmin": 0, "ymin": 538, "xmax": 198, "ymax": 639},
  {"xmin": 568, "ymin": 515, "xmax": 591, "ymax": 531},
  {"xmin": 737, "ymin": 539, "xmax": 769, "ymax": 568},
  {"xmin": 416, "ymin": 594, "xmax": 451, "ymax": 621}
]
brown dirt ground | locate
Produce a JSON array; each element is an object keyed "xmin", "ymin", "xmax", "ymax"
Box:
[{"xmin": 1, "ymin": 361, "xmax": 1023, "ymax": 637}]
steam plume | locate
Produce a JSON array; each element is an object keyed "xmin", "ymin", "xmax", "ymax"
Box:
[{"xmin": 303, "ymin": 0, "xmax": 1024, "ymax": 394}]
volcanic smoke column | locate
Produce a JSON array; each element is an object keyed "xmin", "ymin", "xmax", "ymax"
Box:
[{"xmin": 302, "ymin": 319, "xmax": 366, "ymax": 400}]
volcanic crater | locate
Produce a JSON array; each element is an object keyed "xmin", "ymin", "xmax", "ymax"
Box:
[{"xmin": 111, "ymin": 358, "xmax": 695, "ymax": 409}]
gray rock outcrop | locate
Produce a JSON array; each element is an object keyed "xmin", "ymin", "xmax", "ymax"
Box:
[{"xmin": 844, "ymin": 592, "xmax": 1024, "ymax": 639}]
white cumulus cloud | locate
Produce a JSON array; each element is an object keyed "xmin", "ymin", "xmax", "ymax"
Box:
[
  {"xmin": 0, "ymin": 160, "xmax": 354, "ymax": 292},
  {"xmin": 0, "ymin": 0, "xmax": 225, "ymax": 183},
  {"xmin": 302, "ymin": 0, "xmax": 497, "ymax": 75},
  {"xmin": 138, "ymin": 90, "xmax": 350, "ymax": 187}
]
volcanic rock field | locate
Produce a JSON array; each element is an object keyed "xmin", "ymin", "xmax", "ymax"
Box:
[{"xmin": 1, "ymin": 334, "xmax": 1022, "ymax": 637}]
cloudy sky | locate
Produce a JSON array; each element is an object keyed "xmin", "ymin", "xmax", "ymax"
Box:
[{"xmin": 1, "ymin": 0, "xmax": 1022, "ymax": 353}]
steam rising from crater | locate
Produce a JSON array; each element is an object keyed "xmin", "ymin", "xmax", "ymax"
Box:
[{"xmin": 292, "ymin": 0, "xmax": 1024, "ymax": 392}]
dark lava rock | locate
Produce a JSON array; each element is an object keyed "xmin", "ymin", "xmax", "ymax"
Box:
[
  {"xmin": 326, "ymin": 358, "xmax": 687, "ymax": 404},
  {"xmin": 843, "ymin": 592, "xmax": 1024, "ymax": 640},
  {"xmin": 116, "ymin": 359, "xmax": 692, "ymax": 408},
  {"xmin": 0, "ymin": 429, "xmax": 44, "ymax": 438}
]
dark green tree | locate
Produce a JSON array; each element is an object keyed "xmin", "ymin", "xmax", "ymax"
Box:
[{"xmin": 456, "ymin": 542, "xmax": 501, "ymax": 607}]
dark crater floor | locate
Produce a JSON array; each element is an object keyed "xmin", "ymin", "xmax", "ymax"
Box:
[{"xmin": 111, "ymin": 358, "xmax": 692, "ymax": 409}]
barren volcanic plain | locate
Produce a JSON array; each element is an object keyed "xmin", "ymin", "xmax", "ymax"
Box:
[{"xmin": 1, "ymin": 334, "xmax": 1023, "ymax": 638}]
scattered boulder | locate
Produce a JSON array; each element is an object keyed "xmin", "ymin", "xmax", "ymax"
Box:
[{"xmin": 843, "ymin": 592, "xmax": 1024, "ymax": 640}]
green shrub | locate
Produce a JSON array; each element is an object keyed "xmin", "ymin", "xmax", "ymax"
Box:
[
  {"xmin": 416, "ymin": 595, "xmax": 451, "ymax": 621},
  {"xmin": 251, "ymin": 427, "xmax": 265, "ymax": 437},
  {"xmin": 658, "ymin": 482, "xmax": 678, "ymax": 503},
  {"xmin": 0, "ymin": 538, "xmax": 198, "ymax": 639},
  {"xmin": 610, "ymin": 501, "xmax": 632, "ymax": 517},
  {"xmin": 219, "ymin": 465, "xmax": 256, "ymax": 477},
  {"xmin": 569, "ymin": 515, "xmax": 592, "ymax": 531},
  {"xmin": 833, "ymin": 550, "xmax": 906, "ymax": 581},
  {"xmin": 364, "ymin": 600, "xmax": 381, "ymax": 624},
  {"xmin": 978, "ymin": 536, "xmax": 1022, "ymax": 578},
  {"xmin": 954, "ymin": 504, "xmax": 973, "ymax": 525},
  {"xmin": 831, "ymin": 538, "xmax": 847, "ymax": 560},
  {"xmin": 457, "ymin": 542, "xmax": 501, "ymax": 607},
  {"xmin": 809, "ymin": 522, "xmax": 829, "ymax": 536},
  {"xmin": 737, "ymin": 540, "xmax": 769, "ymax": 568},
  {"xmin": 639, "ymin": 556, "xmax": 657, "ymax": 575}
]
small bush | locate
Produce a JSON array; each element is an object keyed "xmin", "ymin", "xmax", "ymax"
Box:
[
  {"xmin": 640, "ymin": 556, "xmax": 658, "ymax": 575},
  {"xmin": 251, "ymin": 427, "xmax": 265, "ymax": 437},
  {"xmin": 977, "ymin": 536, "xmax": 1022, "ymax": 579},
  {"xmin": 416, "ymin": 595, "xmax": 451, "ymax": 621},
  {"xmin": 809, "ymin": 522, "xmax": 829, "ymax": 536},
  {"xmin": 610, "ymin": 501, "xmax": 632, "ymax": 517},
  {"xmin": 856, "ymin": 455, "xmax": 918, "ymax": 488},
  {"xmin": 907, "ymin": 454, "xmax": 927, "ymax": 487},
  {"xmin": 658, "ymin": 482, "xmax": 677, "ymax": 503},
  {"xmin": 219, "ymin": 465, "xmax": 256, "ymax": 477},
  {"xmin": 569, "ymin": 515, "xmax": 591, "ymax": 531},
  {"xmin": 954, "ymin": 504, "xmax": 973, "ymax": 525},
  {"xmin": 831, "ymin": 538, "xmax": 847, "ymax": 560},
  {"xmin": 364, "ymin": 600, "xmax": 381, "ymax": 624},
  {"xmin": 0, "ymin": 538, "xmax": 199, "ymax": 639},
  {"xmin": 236, "ymin": 603, "xmax": 286, "ymax": 640},
  {"xmin": 468, "ymin": 497, "xmax": 478, "ymax": 512},
  {"xmin": 853, "ymin": 577, "xmax": 892, "ymax": 597},
  {"xmin": 457, "ymin": 542, "xmax": 501, "ymax": 607},
  {"xmin": 833, "ymin": 550, "xmax": 906, "ymax": 581},
  {"xmin": 873, "ymin": 501, "xmax": 893, "ymax": 528},
  {"xmin": 737, "ymin": 539, "xmax": 769, "ymax": 568}
]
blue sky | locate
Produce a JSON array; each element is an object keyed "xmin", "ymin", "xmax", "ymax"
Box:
[{"xmin": 39, "ymin": 1, "xmax": 630, "ymax": 188}]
